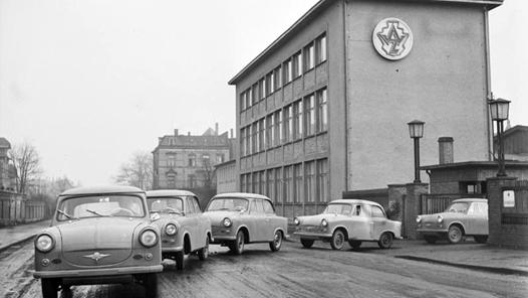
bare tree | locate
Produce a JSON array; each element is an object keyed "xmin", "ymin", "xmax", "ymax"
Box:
[
  {"xmin": 114, "ymin": 151, "xmax": 153, "ymax": 190},
  {"xmin": 8, "ymin": 142, "xmax": 41, "ymax": 194}
]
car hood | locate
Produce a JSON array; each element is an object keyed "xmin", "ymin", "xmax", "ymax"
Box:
[
  {"xmin": 298, "ymin": 213, "xmax": 343, "ymax": 225},
  {"xmin": 58, "ymin": 217, "xmax": 144, "ymax": 266},
  {"xmin": 205, "ymin": 211, "xmax": 242, "ymax": 224}
]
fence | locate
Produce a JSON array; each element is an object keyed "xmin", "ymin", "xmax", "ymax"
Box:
[
  {"xmin": 0, "ymin": 191, "xmax": 48, "ymax": 226},
  {"xmin": 420, "ymin": 193, "xmax": 487, "ymax": 215}
]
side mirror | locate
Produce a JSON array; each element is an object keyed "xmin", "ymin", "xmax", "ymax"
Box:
[{"xmin": 150, "ymin": 213, "xmax": 160, "ymax": 221}]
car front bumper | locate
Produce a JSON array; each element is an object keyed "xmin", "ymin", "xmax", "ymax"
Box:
[{"xmin": 33, "ymin": 265, "xmax": 163, "ymax": 280}]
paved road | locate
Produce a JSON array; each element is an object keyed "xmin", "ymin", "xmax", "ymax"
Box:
[{"xmin": 2, "ymin": 239, "xmax": 527, "ymax": 298}]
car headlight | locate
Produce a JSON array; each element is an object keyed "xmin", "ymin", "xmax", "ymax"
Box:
[
  {"xmin": 139, "ymin": 230, "xmax": 158, "ymax": 247},
  {"xmin": 223, "ymin": 217, "xmax": 232, "ymax": 227},
  {"xmin": 294, "ymin": 217, "xmax": 300, "ymax": 226},
  {"xmin": 321, "ymin": 219, "xmax": 328, "ymax": 227},
  {"xmin": 437, "ymin": 215, "xmax": 444, "ymax": 223},
  {"xmin": 35, "ymin": 234, "xmax": 54, "ymax": 253},
  {"xmin": 416, "ymin": 216, "xmax": 422, "ymax": 223},
  {"xmin": 165, "ymin": 224, "xmax": 177, "ymax": 236}
]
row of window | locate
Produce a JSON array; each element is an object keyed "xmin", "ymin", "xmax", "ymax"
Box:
[
  {"xmin": 165, "ymin": 152, "xmax": 225, "ymax": 167},
  {"xmin": 240, "ymin": 88, "xmax": 328, "ymax": 156},
  {"xmin": 239, "ymin": 33, "xmax": 327, "ymax": 111},
  {"xmin": 166, "ymin": 173, "xmax": 197, "ymax": 189},
  {"xmin": 240, "ymin": 159, "xmax": 329, "ymax": 204}
]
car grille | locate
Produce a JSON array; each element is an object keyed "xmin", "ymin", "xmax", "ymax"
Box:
[{"xmin": 63, "ymin": 249, "xmax": 131, "ymax": 267}]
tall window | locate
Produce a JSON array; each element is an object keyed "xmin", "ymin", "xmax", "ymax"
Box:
[
  {"xmin": 259, "ymin": 78, "xmax": 266, "ymax": 100},
  {"xmin": 216, "ymin": 153, "xmax": 225, "ymax": 163},
  {"xmin": 294, "ymin": 163, "xmax": 302, "ymax": 203},
  {"xmin": 252, "ymin": 84, "xmax": 258, "ymax": 106},
  {"xmin": 305, "ymin": 94, "xmax": 316, "ymax": 136},
  {"xmin": 274, "ymin": 66, "xmax": 282, "ymax": 90},
  {"xmin": 240, "ymin": 92, "xmax": 246, "ymax": 111},
  {"xmin": 304, "ymin": 43, "xmax": 315, "ymax": 71},
  {"xmin": 317, "ymin": 88, "xmax": 328, "ymax": 132},
  {"xmin": 294, "ymin": 100, "xmax": 303, "ymax": 140},
  {"xmin": 241, "ymin": 174, "xmax": 246, "ymax": 192},
  {"xmin": 293, "ymin": 51, "xmax": 302, "ymax": 79},
  {"xmin": 284, "ymin": 166, "xmax": 293, "ymax": 203},
  {"xmin": 252, "ymin": 122, "xmax": 258, "ymax": 154},
  {"xmin": 258, "ymin": 118, "xmax": 265, "ymax": 152},
  {"xmin": 283, "ymin": 58, "xmax": 292, "ymax": 84},
  {"xmin": 167, "ymin": 153, "xmax": 176, "ymax": 167},
  {"xmin": 245, "ymin": 126, "xmax": 251, "ymax": 155},
  {"xmin": 259, "ymin": 171, "xmax": 265, "ymax": 194},
  {"xmin": 274, "ymin": 110, "xmax": 282, "ymax": 145},
  {"xmin": 316, "ymin": 159, "xmax": 329, "ymax": 203},
  {"xmin": 188, "ymin": 153, "xmax": 196, "ymax": 167},
  {"xmin": 284, "ymin": 105, "xmax": 293, "ymax": 142},
  {"xmin": 267, "ymin": 169, "xmax": 274, "ymax": 200},
  {"xmin": 266, "ymin": 114, "xmax": 274, "ymax": 148},
  {"xmin": 316, "ymin": 34, "xmax": 327, "ymax": 64},
  {"xmin": 167, "ymin": 174, "xmax": 176, "ymax": 189},
  {"xmin": 188, "ymin": 174, "xmax": 196, "ymax": 188},
  {"xmin": 275, "ymin": 167, "xmax": 283, "ymax": 204},
  {"xmin": 202, "ymin": 153, "xmax": 210, "ymax": 166},
  {"xmin": 305, "ymin": 161, "xmax": 315, "ymax": 203},
  {"xmin": 252, "ymin": 172, "xmax": 258, "ymax": 193},
  {"xmin": 266, "ymin": 72, "xmax": 274, "ymax": 95},
  {"xmin": 247, "ymin": 88, "xmax": 253, "ymax": 109}
]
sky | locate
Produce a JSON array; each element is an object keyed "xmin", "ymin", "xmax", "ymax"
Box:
[{"xmin": 0, "ymin": 0, "xmax": 526, "ymax": 186}]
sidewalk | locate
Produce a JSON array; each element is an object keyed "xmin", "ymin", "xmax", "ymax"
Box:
[{"xmin": 0, "ymin": 220, "xmax": 51, "ymax": 252}]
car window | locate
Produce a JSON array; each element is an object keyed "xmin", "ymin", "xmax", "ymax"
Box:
[
  {"xmin": 147, "ymin": 197, "xmax": 183, "ymax": 214},
  {"xmin": 324, "ymin": 203, "xmax": 354, "ymax": 216},
  {"xmin": 262, "ymin": 200, "xmax": 275, "ymax": 214},
  {"xmin": 186, "ymin": 197, "xmax": 196, "ymax": 214},
  {"xmin": 206, "ymin": 198, "xmax": 249, "ymax": 212},
  {"xmin": 58, "ymin": 195, "xmax": 145, "ymax": 221},
  {"xmin": 479, "ymin": 202, "xmax": 488, "ymax": 214},
  {"xmin": 191, "ymin": 196, "xmax": 202, "ymax": 213},
  {"xmin": 446, "ymin": 202, "xmax": 469, "ymax": 214},
  {"xmin": 371, "ymin": 206, "xmax": 386, "ymax": 218},
  {"xmin": 255, "ymin": 199, "xmax": 265, "ymax": 214}
]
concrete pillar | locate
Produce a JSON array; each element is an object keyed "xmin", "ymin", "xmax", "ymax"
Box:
[
  {"xmin": 486, "ymin": 176, "xmax": 518, "ymax": 247},
  {"xmin": 403, "ymin": 183, "xmax": 429, "ymax": 239}
]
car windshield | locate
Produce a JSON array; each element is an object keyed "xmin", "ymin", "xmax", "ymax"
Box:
[
  {"xmin": 57, "ymin": 195, "xmax": 145, "ymax": 221},
  {"xmin": 445, "ymin": 202, "xmax": 469, "ymax": 214},
  {"xmin": 147, "ymin": 197, "xmax": 184, "ymax": 214},
  {"xmin": 323, "ymin": 203, "xmax": 354, "ymax": 216},
  {"xmin": 206, "ymin": 198, "xmax": 249, "ymax": 212}
]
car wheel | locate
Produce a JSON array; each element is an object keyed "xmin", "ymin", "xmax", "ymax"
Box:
[
  {"xmin": 300, "ymin": 238, "xmax": 314, "ymax": 248},
  {"xmin": 378, "ymin": 232, "xmax": 394, "ymax": 249},
  {"xmin": 41, "ymin": 278, "xmax": 58, "ymax": 298},
  {"xmin": 269, "ymin": 230, "xmax": 283, "ymax": 252},
  {"xmin": 330, "ymin": 229, "xmax": 345, "ymax": 250},
  {"xmin": 348, "ymin": 240, "xmax": 362, "ymax": 249},
  {"xmin": 230, "ymin": 230, "xmax": 245, "ymax": 255},
  {"xmin": 198, "ymin": 236, "xmax": 209, "ymax": 260},
  {"xmin": 175, "ymin": 251, "xmax": 185, "ymax": 270},
  {"xmin": 423, "ymin": 235, "xmax": 437, "ymax": 244},
  {"xmin": 143, "ymin": 273, "xmax": 158, "ymax": 298},
  {"xmin": 474, "ymin": 235, "xmax": 488, "ymax": 244},
  {"xmin": 447, "ymin": 225, "xmax": 464, "ymax": 244}
]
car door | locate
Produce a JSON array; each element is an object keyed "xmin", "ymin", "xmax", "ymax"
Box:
[
  {"xmin": 262, "ymin": 199, "xmax": 277, "ymax": 241},
  {"xmin": 191, "ymin": 196, "xmax": 207, "ymax": 248},
  {"xmin": 467, "ymin": 202, "xmax": 488, "ymax": 235},
  {"xmin": 370, "ymin": 205, "xmax": 389, "ymax": 240},
  {"xmin": 184, "ymin": 197, "xmax": 199, "ymax": 250},
  {"xmin": 252, "ymin": 199, "xmax": 267, "ymax": 242}
]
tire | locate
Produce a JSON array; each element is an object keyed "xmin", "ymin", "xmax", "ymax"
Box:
[
  {"xmin": 198, "ymin": 236, "xmax": 209, "ymax": 261},
  {"xmin": 143, "ymin": 273, "xmax": 158, "ymax": 298},
  {"xmin": 348, "ymin": 240, "xmax": 362, "ymax": 249},
  {"xmin": 474, "ymin": 235, "xmax": 488, "ymax": 244},
  {"xmin": 41, "ymin": 278, "xmax": 58, "ymax": 298},
  {"xmin": 378, "ymin": 232, "xmax": 394, "ymax": 249},
  {"xmin": 269, "ymin": 230, "xmax": 283, "ymax": 252},
  {"xmin": 447, "ymin": 225, "xmax": 463, "ymax": 244},
  {"xmin": 300, "ymin": 238, "xmax": 314, "ymax": 248},
  {"xmin": 175, "ymin": 251, "xmax": 185, "ymax": 270},
  {"xmin": 330, "ymin": 229, "xmax": 345, "ymax": 250},
  {"xmin": 230, "ymin": 230, "xmax": 245, "ymax": 255},
  {"xmin": 423, "ymin": 235, "xmax": 437, "ymax": 244}
]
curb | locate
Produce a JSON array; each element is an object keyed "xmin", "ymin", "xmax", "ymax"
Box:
[{"xmin": 0, "ymin": 234, "xmax": 36, "ymax": 253}]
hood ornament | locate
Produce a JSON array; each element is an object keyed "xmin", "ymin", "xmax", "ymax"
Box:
[{"xmin": 83, "ymin": 252, "xmax": 110, "ymax": 263}]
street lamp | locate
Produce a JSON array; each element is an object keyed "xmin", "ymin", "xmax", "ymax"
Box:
[
  {"xmin": 408, "ymin": 120, "xmax": 425, "ymax": 183},
  {"xmin": 489, "ymin": 97, "xmax": 511, "ymax": 177}
]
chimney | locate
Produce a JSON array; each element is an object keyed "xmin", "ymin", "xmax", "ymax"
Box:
[
  {"xmin": 215, "ymin": 123, "xmax": 219, "ymax": 136},
  {"xmin": 438, "ymin": 137, "xmax": 454, "ymax": 164},
  {"xmin": 188, "ymin": 131, "xmax": 190, "ymax": 136},
  {"xmin": 230, "ymin": 128, "xmax": 234, "ymax": 139},
  {"xmin": 174, "ymin": 129, "xmax": 178, "ymax": 136}
]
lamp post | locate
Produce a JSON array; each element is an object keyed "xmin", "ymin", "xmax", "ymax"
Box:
[
  {"xmin": 408, "ymin": 120, "xmax": 425, "ymax": 183},
  {"xmin": 489, "ymin": 97, "xmax": 510, "ymax": 177}
]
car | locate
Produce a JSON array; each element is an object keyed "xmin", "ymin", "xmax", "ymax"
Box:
[
  {"xmin": 33, "ymin": 185, "xmax": 163, "ymax": 298},
  {"xmin": 293, "ymin": 199, "xmax": 402, "ymax": 250},
  {"xmin": 416, "ymin": 198, "xmax": 488, "ymax": 244},
  {"xmin": 146, "ymin": 189, "xmax": 212, "ymax": 270},
  {"xmin": 204, "ymin": 192, "xmax": 288, "ymax": 255}
]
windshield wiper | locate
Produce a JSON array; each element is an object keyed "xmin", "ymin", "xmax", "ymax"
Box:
[
  {"xmin": 57, "ymin": 209, "xmax": 78, "ymax": 220},
  {"xmin": 86, "ymin": 209, "xmax": 107, "ymax": 217}
]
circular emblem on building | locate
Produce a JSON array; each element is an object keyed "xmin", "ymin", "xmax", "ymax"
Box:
[{"xmin": 372, "ymin": 18, "xmax": 413, "ymax": 61}]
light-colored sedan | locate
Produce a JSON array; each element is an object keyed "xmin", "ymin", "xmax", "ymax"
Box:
[
  {"xmin": 33, "ymin": 186, "xmax": 163, "ymax": 298},
  {"xmin": 204, "ymin": 192, "xmax": 288, "ymax": 255},
  {"xmin": 294, "ymin": 199, "xmax": 402, "ymax": 250},
  {"xmin": 416, "ymin": 198, "xmax": 488, "ymax": 244},
  {"xmin": 146, "ymin": 189, "xmax": 212, "ymax": 270}
]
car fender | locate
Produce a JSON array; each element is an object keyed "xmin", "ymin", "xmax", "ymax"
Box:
[{"xmin": 446, "ymin": 220, "xmax": 466, "ymax": 233}]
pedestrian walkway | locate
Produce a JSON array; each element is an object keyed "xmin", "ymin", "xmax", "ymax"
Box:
[{"xmin": 0, "ymin": 220, "xmax": 51, "ymax": 252}]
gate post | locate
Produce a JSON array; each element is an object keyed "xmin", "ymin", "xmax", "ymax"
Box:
[
  {"xmin": 403, "ymin": 182, "xmax": 429, "ymax": 239},
  {"xmin": 486, "ymin": 176, "xmax": 518, "ymax": 247}
]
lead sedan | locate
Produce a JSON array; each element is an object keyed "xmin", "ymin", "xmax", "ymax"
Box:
[
  {"xmin": 294, "ymin": 199, "xmax": 401, "ymax": 250},
  {"xmin": 204, "ymin": 193, "xmax": 288, "ymax": 255},
  {"xmin": 146, "ymin": 189, "xmax": 212, "ymax": 270},
  {"xmin": 33, "ymin": 185, "xmax": 162, "ymax": 298}
]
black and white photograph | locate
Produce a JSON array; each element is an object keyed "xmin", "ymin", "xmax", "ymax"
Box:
[{"xmin": 0, "ymin": 0, "xmax": 527, "ymax": 297}]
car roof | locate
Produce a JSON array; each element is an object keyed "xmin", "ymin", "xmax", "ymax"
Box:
[
  {"xmin": 59, "ymin": 185, "xmax": 144, "ymax": 196},
  {"xmin": 212, "ymin": 192, "xmax": 272, "ymax": 201},
  {"xmin": 328, "ymin": 199, "xmax": 383, "ymax": 206},
  {"xmin": 452, "ymin": 198, "xmax": 488, "ymax": 203},
  {"xmin": 146, "ymin": 189, "xmax": 197, "ymax": 197}
]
